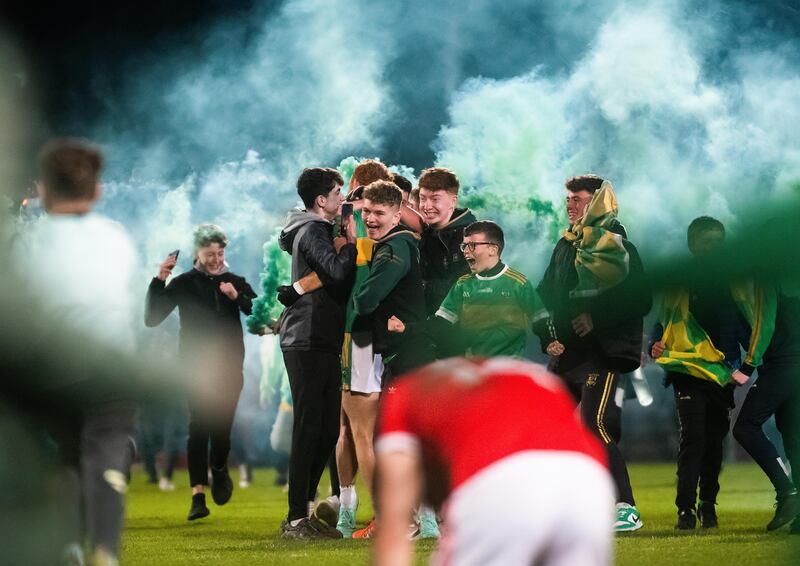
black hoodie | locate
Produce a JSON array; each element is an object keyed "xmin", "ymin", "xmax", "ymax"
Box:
[{"xmin": 278, "ymin": 209, "xmax": 357, "ymax": 353}]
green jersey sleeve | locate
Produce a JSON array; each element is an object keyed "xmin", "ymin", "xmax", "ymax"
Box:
[{"xmin": 436, "ymin": 278, "xmax": 465, "ymax": 324}]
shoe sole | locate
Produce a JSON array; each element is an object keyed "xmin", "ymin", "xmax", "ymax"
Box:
[
  {"xmin": 188, "ymin": 508, "xmax": 210, "ymax": 521},
  {"xmin": 615, "ymin": 520, "xmax": 644, "ymax": 532},
  {"xmin": 314, "ymin": 501, "xmax": 339, "ymax": 528}
]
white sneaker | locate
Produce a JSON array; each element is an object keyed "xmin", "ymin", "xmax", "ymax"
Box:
[
  {"xmin": 158, "ymin": 477, "xmax": 175, "ymax": 491},
  {"xmin": 614, "ymin": 503, "xmax": 644, "ymax": 532}
]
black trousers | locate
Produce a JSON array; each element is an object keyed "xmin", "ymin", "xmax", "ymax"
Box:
[
  {"xmin": 52, "ymin": 400, "xmax": 136, "ymax": 556},
  {"xmin": 559, "ymin": 359, "xmax": 636, "ymax": 506},
  {"xmin": 670, "ymin": 375, "xmax": 732, "ymax": 509},
  {"xmin": 187, "ymin": 375, "xmax": 242, "ymax": 487},
  {"xmin": 733, "ymin": 362, "xmax": 800, "ymax": 495},
  {"xmin": 283, "ymin": 350, "xmax": 342, "ymax": 521}
]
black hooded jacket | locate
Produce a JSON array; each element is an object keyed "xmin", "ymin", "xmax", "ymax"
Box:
[
  {"xmin": 145, "ymin": 267, "xmax": 256, "ymax": 370},
  {"xmin": 537, "ymin": 220, "xmax": 651, "ymax": 373},
  {"xmin": 419, "ymin": 208, "xmax": 477, "ymax": 316},
  {"xmin": 278, "ymin": 210, "xmax": 357, "ymax": 353}
]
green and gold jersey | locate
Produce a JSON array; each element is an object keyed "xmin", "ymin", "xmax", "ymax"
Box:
[{"xmin": 436, "ymin": 262, "xmax": 549, "ymax": 358}]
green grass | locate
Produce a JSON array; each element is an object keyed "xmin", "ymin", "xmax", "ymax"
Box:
[{"xmin": 122, "ymin": 463, "xmax": 799, "ymax": 565}]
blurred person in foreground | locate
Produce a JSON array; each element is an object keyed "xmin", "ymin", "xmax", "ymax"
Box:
[
  {"xmin": 145, "ymin": 223, "xmax": 257, "ymax": 521},
  {"xmin": 12, "ymin": 138, "xmax": 139, "ymax": 566},
  {"xmin": 373, "ymin": 358, "xmax": 613, "ymax": 566},
  {"xmin": 650, "ymin": 216, "xmax": 768, "ymax": 530}
]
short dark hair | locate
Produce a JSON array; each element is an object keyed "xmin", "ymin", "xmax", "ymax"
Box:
[
  {"xmin": 464, "ymin": 220, "xmax": 505, "ymax": 255},
  {"xmin": 363, "ymin": 180, "xmax": 402, "ymax": 208},
  {"xmin": 687, "ymin": 216, "xmax": 725, "ymax": 246},
  {"xmin": 391, "ymin": 173, "xmax": 413, "ymax": 194},
  {"xmin": 418, "ymin": 167, "xmax": 459, "ymax": 195},
  {"xmin": 352, "ymin": 159, "xmax": 392, "ymax": 187},
  {"xmin": 296, "ymin": 167, "xmax": 344, "ymax": 209},
  {"xmin": 38, "ymin": 137, "xmax": 103, "ymax": 201},
  {"xmin": 565, "ymin": 174, "xmax": 604, "ymax": 194}
]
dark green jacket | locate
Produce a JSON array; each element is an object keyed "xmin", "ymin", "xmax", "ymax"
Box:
[{"xmin": 353, "ymin": 226, "xmax": 431, "ymax": 373}]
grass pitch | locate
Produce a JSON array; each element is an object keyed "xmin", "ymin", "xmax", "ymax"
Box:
[{"xmin": 122, "ymin": 462, "xmax": 799, "ymax": 565}]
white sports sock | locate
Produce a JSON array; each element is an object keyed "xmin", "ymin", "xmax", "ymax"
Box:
[
  {"xmin": 307, "ymin": 500, "xmax": 315, "ymax": 517},
  {"xmin": 340, "ymin": 485, "xmax": 358, "ymax": 509}
]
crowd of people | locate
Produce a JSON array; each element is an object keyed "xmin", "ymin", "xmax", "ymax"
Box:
[{"xmin": 10, "ymin": 138, "xmax": 800, "ymax": 565}]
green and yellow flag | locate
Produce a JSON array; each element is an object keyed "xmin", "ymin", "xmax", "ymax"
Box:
[
  {"xmin": 565, "ymin": 180, "xmax": 630, "ymax": 298},
  {"xmin": 656, "ymin": 281, "xmax": 778, "ymax": 386}
]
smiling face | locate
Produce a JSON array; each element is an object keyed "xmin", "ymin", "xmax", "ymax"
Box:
[
  {"xmin": 361, "ymin": 199, "xmax": 401, "ymax": 240},
  {"xmin": 461, "ymin": 232, "xmax": 499, "ymax": 273},
  {"xmin": 196, "ymin": 242, "xmax": 226, "ymax": 275},
  {"xmin": 418, "ymin": 187, "xmax": 457, "ymax": 229},
  {"xmin": 565, "ymin": 189, "xmax": 593, "ymax": 225}
]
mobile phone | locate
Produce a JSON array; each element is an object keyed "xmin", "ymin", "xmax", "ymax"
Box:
[
  {"xmin": 168, "ymin": 249, "xmax": 180, "ymax": 260},
  {"xmin": 340, "ymin": 203, "xmax": 354, "ymax": 235}
]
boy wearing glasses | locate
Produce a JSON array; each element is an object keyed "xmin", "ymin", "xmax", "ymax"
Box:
[{"xmin": 390, "ymin": 220, "xmax": 559, "ymax": 359}]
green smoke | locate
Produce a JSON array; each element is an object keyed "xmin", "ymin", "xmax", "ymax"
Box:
[{"xmin": 246, "ymin": 230, "xmax": 291, "ymax": 333}]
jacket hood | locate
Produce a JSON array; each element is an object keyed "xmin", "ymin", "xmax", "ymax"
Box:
[{"xmin": 279, "ymin": 209, "xmax": 331, "ymax": 252}]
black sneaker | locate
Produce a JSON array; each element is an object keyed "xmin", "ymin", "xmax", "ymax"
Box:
[
  {"xmin": 675, "ymin": 508, "xmax": 696, "ymax": 530},
  {"xmin": 767, "ymin": 490, "xmax": 800, "ymax": 531},
  {"xmin": 188, "ymin": 493, "xmax": 210, "ymax": 521},
  {"xmin": 280, "ymin": 517, "xmax": 342, "ymax": 540},
  {"xmin": 211, "ymin": 466, "xmax": 234, "ymax": 506},
  {"xmin": 308, "ymin": 515, "xmax": 343, "ymax": 539},
  {"xmin": 698, "ymin": 501, "xmax": 718, "ymax": 529}
]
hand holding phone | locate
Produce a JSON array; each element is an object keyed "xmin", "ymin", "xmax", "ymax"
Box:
[{"xmin": 158, "ymin": 250, "xmax": 180, "ymax": 281}]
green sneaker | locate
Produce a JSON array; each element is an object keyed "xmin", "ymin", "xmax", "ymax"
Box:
[
  {"xmin": 337, "ymin": 507, "xmax": 356, "ymax": 538},
  {"xmin": 416, "ymin": 509, "xmax": 441, "ymax": 539},
  {"xmin": 614, "ymin": 503, "xmax": 643, "ymax": 532}
]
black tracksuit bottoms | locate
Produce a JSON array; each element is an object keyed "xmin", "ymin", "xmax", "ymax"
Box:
[
  {"xmin": 186, "ymin": 374, "xmax": 242, "ymax": 487},
  {"xmin": 733, "ymin": 361, "xmax": 800, "ymax": 496},
  {"xmin": 283, "ymin": 350, "xmax": 342, "ymax": 521},
  {"xmin": 669, "ymin": 375, "xmax": 732, "ymax": 510},
  {"xmin": 560, "ymin": 359, "xmax": 636, "ymax": 506}
]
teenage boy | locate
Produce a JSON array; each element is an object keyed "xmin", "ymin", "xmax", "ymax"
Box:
[
  {"xmin": 146, "ymin": 224, "xmax": 257, "ymax": 521},
  {"xmin": 417, "ymin": 167, "xmax": 477, "ymax": 320},
  {"xmin": 16, "ymin": 138, "xmax": 138, "ymax": 566},
  {"xmin": 277, "ymin": 167, "xmax": 357, "ymax": 539},
  {"xmin": 537, "ymin": 175, "xmax": 651, "ymax": 532},
  {"xmin": 649, "ymin": 217, "xmax": 752, "ymax": 529}
]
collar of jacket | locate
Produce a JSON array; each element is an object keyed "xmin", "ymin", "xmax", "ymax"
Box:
[
  {"xmin": 429, "ymin": 207, "xmax": 475, "ymax": 233},
  {"xmin": 377, "ymin": 225, "xmax": 421, "ymax": 243}
]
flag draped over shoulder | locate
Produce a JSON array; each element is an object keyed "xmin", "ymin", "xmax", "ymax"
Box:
[
  {"xmin": 656, "ymin": 281, "xmax": 778, "ymax": 386},
  {"xmin": 655, "ymin": 290, "xmax": 731, "ymax": 386},
  {"xmin": 564, "ymin": 180, "xmax": 630, "ymax": 298}
]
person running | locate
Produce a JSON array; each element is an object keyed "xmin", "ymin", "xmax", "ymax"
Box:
[
  {"xmin": 14, "ymin": 138, "xmax": 139, "ymax": 565},
  {"xmin": 536, "ymin": 174, "xmax": 651, "ymax": 532},
  {"xmin": 649, "ymin": 216, "xmax": 756, "ymax": 529},
  {"xmin": 145, "ymin": 223, "xmax": 257, "ymax": 521},
  {"xmin": 374, "ymin": 358, "xmax": 613, "ymax": 566}
]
